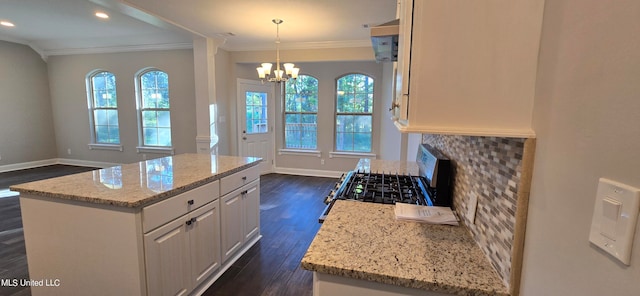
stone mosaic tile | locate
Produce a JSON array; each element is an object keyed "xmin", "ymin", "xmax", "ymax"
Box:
[{"xmin": 423, "ymin": 134, "xmax": 526, "ymax": 287}]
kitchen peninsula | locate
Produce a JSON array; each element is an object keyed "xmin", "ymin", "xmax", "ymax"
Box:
[
  {"xmin": 301, "ymin": 159, "xmax": 509, "ymax": 296},
  {"xmin": 10, "ymin": 154, "xmax": 262, "ymax": 296}
]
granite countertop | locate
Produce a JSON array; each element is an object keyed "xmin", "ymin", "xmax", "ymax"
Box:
[
  {"xmin": 301, "ymin": 201, "xmax": 509, "ymax": 296},
  {"xmin": 10, "ymin": 154, "xmax": 261, "ymax": 208}
]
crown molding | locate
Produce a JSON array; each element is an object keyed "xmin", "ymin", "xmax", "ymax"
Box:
[
  {"xmin": 223, "ymin": 39, "xmax": 372, "ymax": 52},
  {"xmin": 0, "ymin": 36, "xmax": 48, "ymax": 61},
  {"xmin": 43, "ymin": 42, "xmax": 194, "ymax": 56}
]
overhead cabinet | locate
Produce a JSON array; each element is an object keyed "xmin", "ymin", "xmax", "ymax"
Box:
[{"xmin": 392, "ymin": 0, "xmax": 545, "ymax": 137}]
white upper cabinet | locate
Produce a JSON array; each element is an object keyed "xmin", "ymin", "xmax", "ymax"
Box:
[{"xmin": 392, "ymin": 0, "xmax": 545, "ymax": 137}]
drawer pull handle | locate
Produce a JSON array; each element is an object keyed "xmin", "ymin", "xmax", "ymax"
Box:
[
  {"xmin": 242, "ymin": 176, "xmax": 247, "ymax": 181},
  {"xmin": 241, "ymin": 190, "xmax": 248, "ymax": 195},
  {"xmin": 187, "ymin": 199, "xmax": 194, "ymax": 205},
  {"xmin": 186, "ymin": 217, "xmax": 197, "ymax": 226}
]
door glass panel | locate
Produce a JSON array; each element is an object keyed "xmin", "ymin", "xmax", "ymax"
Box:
[{"xmin": 245, "ymin": 91, "xmax": 268, "ymax": 134}]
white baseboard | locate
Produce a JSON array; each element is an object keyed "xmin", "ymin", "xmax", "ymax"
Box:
[
  {"xmin": 273, "ymin": 167, "xmax": 344, "ymax": 178},
  {"xmin": 56, "ymin": 158, "xmax": 118, "ymax": 168},
  {"xmin": 0, "ymin": 159, "xmax": 58, "ymax": 173},
  {"xmin": 0, "ymin": 158, "xmax": 117, "ymax": 173}
]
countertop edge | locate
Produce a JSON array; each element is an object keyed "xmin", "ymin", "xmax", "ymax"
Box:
[
  {"xmin": 10, "ymin": 158, "xmax": 261, "ymax": 208},
  {"xmin": 300, "ymin": 259, "xmax": 508, "ymax": 296}
]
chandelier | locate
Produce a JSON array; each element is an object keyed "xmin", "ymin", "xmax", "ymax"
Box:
[{"xmin": 256, "ymin": 19, "xmax": 300, "ymax": 83}]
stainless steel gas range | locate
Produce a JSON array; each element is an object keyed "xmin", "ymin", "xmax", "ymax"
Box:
[{"xmin": 319, "ymin": 143, "xmax": 452, "ymax": 223}]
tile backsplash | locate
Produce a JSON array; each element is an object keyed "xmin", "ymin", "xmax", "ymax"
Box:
[{"xmin": 423, "ymin": 134, "xmax": 532, "ymax": 289}]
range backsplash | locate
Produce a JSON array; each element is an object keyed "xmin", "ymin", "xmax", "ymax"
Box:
[{"xmin": 423, "ymin": 134, "xmax": 533, "ymax": 289}]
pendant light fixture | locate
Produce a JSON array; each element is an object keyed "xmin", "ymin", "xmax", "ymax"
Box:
[{"xmin": 256, "ymin": 19, "xmax": 299, "ymax": 83}]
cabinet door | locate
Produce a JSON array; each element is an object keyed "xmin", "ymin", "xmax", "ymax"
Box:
[
  {"xmin": 243, "ymin": 180, "xmax": 260, "ymax": 242},
  {"xmin": 221, "ymin": 189, "xmax": 244, "ymax": 262},
  {"xmin": 394, "ymin": 0, "xmax": 414, "ymax": 122},
  {"xmin": 144, "ymin": 216, "xmax": 191, "ymax": 296},
  {"xmin": 189, "ymin": 200, "xmax": 221, "ymax": 288}
]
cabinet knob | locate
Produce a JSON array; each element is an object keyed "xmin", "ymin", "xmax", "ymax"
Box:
[
  {"xmin": 187, "ymin": 199, "xmax": 194, "ymax": 205},
  {"xmin": 388, "ymin": 102, "xmax": 400, "ymax": 112},
  {"xmin": 186, "ymin": 220, "xmax": 192, "ymax": 226}
]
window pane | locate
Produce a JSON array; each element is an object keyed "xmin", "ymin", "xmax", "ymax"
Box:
[
  {"xmin": 354, "ymin": 115, "xmax": 372, "ymax": 132},
  {"xmin": 108, "ymin": 126, "xmax": 120, "ymax": 143},
  {"xmin": 284, "ymin": 75, "xmax": 318, "ymax": 149},
  {"xmin": 95, "ymin": 110, "xmax": 108, "ymax": 125},
  {"xmin": 335, "ymin": 74, "xmax": 374, "ymax": 152},
  {"xmin": 157, "ymin": 111, "xmax": 171, "ymax": 128},
  {"xmin": 245, "ymin": 91, "xmax": 268, "ymax": 135},
  {"xmin": 157, "ymin": 128, "xmax": 172, "ymax": 146},
  {"xmin": 95, "ymin": 126, "xmax": 106, "ymax": 142},
  {"xmin": 354, "ymin": 133, "xmax": 372, "ymax": 152},
  {"xmin": 144, "ymin": 128, "xmax": 158, "ymax": 146},
  {"xmin": 143, "ymin": 111, "xmax": 157, "ymax": 127},
  {"xmin": 88, "ymin": 71, "xmax": 120, "ymax": 145},
  {"xmin": 107, "ymin": 110, "xmax": 119, "ymax": 126}
]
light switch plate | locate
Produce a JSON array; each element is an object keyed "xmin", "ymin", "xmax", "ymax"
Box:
[
  {"xmin": 589, "ymin": 178, "xmax": 640, "ymax": 265},
  {"xmin": 467, "ymin": 193, "xmax": 479, "ymax": 224}
]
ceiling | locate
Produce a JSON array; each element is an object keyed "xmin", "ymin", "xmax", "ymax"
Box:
[{"xmin": 0, "ymin": 0, "xmax": 397, "ymax": 57}]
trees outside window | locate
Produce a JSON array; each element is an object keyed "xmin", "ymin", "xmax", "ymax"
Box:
[
  {"xmin": 335, "ymin": 74, "xmax": 374, "ymax": 152},
  {"xmin": 87, "ymin": 70, "xmax": 120, "ymax": 144},
  {"xmin": 136, "ymin": 69, "xmax": 172, "ymax": 147},
  {"xmin": 284, "ymin": 75, "xmax": 318, "ymax": 149}
]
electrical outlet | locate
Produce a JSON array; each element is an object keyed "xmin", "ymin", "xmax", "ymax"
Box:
[
  {"xmin": 67, "ymin": 148, "xmax": 71, "ymax": 155},
  {"xmin": 467, "ymin": 193, "xmax": 479, "ymax": 224},
  {"xmin": 0, "ymin": 152, "xmax": 2, "ymax": 161},
  {"xmin": 321, "ymin": 159, "xmax": 325, "ymax": 165}
]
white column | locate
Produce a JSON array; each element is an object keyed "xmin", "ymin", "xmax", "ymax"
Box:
[{"xmin": 193, "ymin": 37, "xmax": 225, "ymax": 154}]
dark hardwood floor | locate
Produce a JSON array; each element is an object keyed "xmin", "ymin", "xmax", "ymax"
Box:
[{"xmin": 0, "ymin": 166, "xmax": 337, "ymax": 296}]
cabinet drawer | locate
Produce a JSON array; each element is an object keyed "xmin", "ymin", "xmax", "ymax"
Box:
[
  {"xmin": 220, "ymin": 166, "xmax": 259, "ymax": 196},
  {"xmin": 143, "ymin": 181, "xmax": 220, "ymax": 233}
]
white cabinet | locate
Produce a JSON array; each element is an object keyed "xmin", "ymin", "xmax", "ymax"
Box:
[
  {"xmin": 220, "ymin": 166, "xmax": 260, "ymax": 263},
  {"xmin": 392, "ymin": 0, "xmax": 544, "ymax": 137},
  {"xmin": 143, "ymin": 184, "xmax": 221, "ymax": 296},
  {"xmin": 18, "ymin": 158, "xmax": 261, "ymax": 296}
]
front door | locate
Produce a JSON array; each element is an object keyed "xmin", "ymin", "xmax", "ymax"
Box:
[{"xmin": 237, "ymin": 79, "xmax": 274, "ymax": 174}]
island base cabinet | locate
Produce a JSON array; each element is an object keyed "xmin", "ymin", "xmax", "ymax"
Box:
[
  {"xmin": 144, "ymin": 200, "xmax": 221, "ymax": 296},
  {"xmin": 313, "ymin": 272, "xmax": 453, "ymax": 296},
  {"xmin": 221, "ymin": 179, "xmax": 260, "ymax": 262},
  {"xmin": 19, "ymin": 196, "xmax": 147, "ymax": 296}
]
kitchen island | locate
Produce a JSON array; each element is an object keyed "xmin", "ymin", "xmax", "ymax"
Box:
[
  {"xmin": 10, "ymin": 154, "xmax": 261, "ymax": 296},
  {"xmin": 301, "ymin": 159, "xmax": 509, "ymax": 296}
]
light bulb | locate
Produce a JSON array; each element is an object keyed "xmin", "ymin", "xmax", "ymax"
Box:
[{"xmin": 261, "ymin": 63, "xmax": 272, "ymax": 76}]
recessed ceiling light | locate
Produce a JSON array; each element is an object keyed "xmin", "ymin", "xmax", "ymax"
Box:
[
  {"xmin": 1, "ymin": 21, "xmax": 15, "ymax": 27},
  {"xmin": 95, "ymin": 12, "xmax": 109, "ymax": 19}
]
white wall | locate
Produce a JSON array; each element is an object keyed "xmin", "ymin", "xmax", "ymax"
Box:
[
  {"xmin": 0, "ymin": 41, "xmax": 57, "ymax": 166},
  {"xmin": 47, "ymin": 49, "xmax": 197, "ymax": 164},
  {"xmin": 522, "ymin": 1, "xmax": 640, "ymax": 295}
]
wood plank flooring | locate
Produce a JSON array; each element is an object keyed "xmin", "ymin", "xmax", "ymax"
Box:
[{"xmin": 0, "ymin": 166, "xmax": 337, "ymax": 296}]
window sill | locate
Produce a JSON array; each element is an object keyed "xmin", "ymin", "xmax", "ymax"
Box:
[
  {"xmin": 278, "ymin": 149, "xmax": 321, "ymax": 157},
  {"xmin": 136, "ymin": 146, "xmax": 175, "ymax": 155},
  {"xmin": 329, "ymin": 151, "xmax": 377, "ymax": 159},
  {"xmin": 89, "ymin": 144, "xmax": 123, "ymax": 151}
]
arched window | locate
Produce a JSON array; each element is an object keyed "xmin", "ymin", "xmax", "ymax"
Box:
[
  {"xmin": 86, "ymin": 70, "xmax": 120, "ymax": 148},
  {"xmin": 335, "ymin": 73, "xmax": 374, "ymax": 152},
  {"xmin": 135, "ymin": 69, "xmax": 172, "ymax": 151},
  {"xmin": 284, "ymin": 75, "xmax": 318, "ymax": 149}
]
